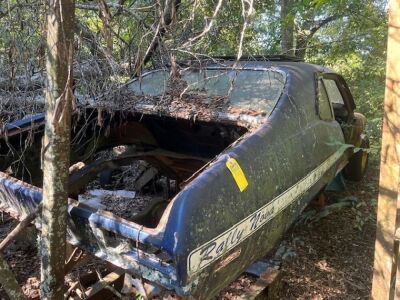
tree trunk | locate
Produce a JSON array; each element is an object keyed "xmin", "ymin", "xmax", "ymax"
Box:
[
  {"xmin": 295, "ymin": 35, "xmax": 307, "ymax": 60},
  {"xmin": 99, "ymin": 0, "xmax": 113, "ymax": 55},
  {"xmin": 371, "ymin": 0, "xmax": 400, "ymax": 299},
  {"xmin": 40, "ymin": 0, "xmax": 74, "ymax": 299},
  {"xmin": 280, "ymin": 0, "xmax": 294, "ymax": 56}
]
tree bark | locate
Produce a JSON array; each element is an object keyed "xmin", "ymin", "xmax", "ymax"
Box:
[
  {"xmin": 99, "ymin": 0, "xmax": 113, "ymax": 55},
  {"xmin": 280, "ymin": 0, "xmax": 294, "ymax": 56},
  {"xmin": 40, "ymin": 0, "xmax": 74, "ymax": 299},
  {"xmin": 371, "ymin": 0, "xmax": 400, "ymax": 299}
]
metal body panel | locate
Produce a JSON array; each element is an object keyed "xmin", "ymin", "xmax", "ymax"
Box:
[
  {"xmin": 159, "ymin": 64, "xmax": 348, "ymax": 298},
  {"xmin": 0, "ymin": 61, "xmax": 360, "ymax": 299}
]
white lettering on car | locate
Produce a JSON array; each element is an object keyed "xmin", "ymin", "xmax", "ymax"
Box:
[{"xmin": 187, "ymin": 148, "xmax": 344, "ymax": 275}]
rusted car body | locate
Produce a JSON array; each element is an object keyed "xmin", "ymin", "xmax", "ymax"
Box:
[{"xmin": 0, "ymin": 58, "xmax": 367, "ymax": 299}]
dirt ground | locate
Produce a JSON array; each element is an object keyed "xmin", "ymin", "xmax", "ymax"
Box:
[
  {"xmin": 0, "ymin": 160, "xmax": 379, "ymax": 299},
  {"xmin": 277, "ymin": 161, "xmax": 379, "ymax": 300}
]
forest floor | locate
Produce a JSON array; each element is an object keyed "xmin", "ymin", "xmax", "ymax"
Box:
[
  {"xmin": 0, "ymin": 159, "xmax": 379, "ymax": 300},
  {"xmin": 277, "ymin": 161, "xmax": 379, "ymax": 300}
]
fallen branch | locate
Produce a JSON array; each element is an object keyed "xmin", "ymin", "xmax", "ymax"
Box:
[
  {"xmin": 87, "ymin": 270, "xmax": 124, "ymax": 299},
  {"xmin": 0, "ymin": 204, "xmax": 41, "ymax": 251}
]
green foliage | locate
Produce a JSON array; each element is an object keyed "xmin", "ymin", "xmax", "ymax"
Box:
[
  {"xmin": 304, "ymin": 1, "xmax": 387, "ymax": 155},
  {"xmin": 351, "ymin": 199, "xmax": 375, "ymax": 231},
  {"xmin": 0, "ymin": 0, "xmax": 388, "ymax": 138}
]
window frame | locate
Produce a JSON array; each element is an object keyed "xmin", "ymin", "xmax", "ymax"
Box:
[
  {"xmin": 315, "ymin": 72, "xmax": 356, "ymax": 123},
  {"xmin": 323, "ymin": 73, "xmax": 356, "ymax": 121},
  {"xmin": 316, "ymin": 76, "xmax": 335, "ymax": 121}
]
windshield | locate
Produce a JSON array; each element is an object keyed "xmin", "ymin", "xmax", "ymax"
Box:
[{"xmin": 127, "ymin": 68, "xmax": 286, "ymax": 113}]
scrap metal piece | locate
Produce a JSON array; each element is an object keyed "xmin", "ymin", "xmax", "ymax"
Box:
[
  {"xmin": 240, "ymin": 259, "xmax": 282, "ymax": 300},
  {"xmin": 84, "ymin": 271, "xmax": 124, "ymax": 300},
  {"xmin": 245, "ymin": 260, "xmax": 277, "ymax": 278},
  {"xmin": 135, "ymin": 167, "xmax": 158, "ymax": 191}
]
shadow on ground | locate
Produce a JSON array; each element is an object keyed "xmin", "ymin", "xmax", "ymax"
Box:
[{"xmin": 279, "ymin": 161, "xmax": 379, "ymax": 300}]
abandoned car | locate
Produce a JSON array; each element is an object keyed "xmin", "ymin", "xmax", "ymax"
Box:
[{"xmin": 0, "ymin": 57, "xmax": 368, "ymax": 299}]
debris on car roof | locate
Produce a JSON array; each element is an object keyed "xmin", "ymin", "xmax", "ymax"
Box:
[
  {"xmin": 90, "ymin": 66, "xmax": 285, "ymax": 130},
  {"xmin": 208, "ymin": 54, "xmax": 304, "ymax": 62}
]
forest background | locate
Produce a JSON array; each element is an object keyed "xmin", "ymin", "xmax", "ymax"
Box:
[{"xmin": 0, "ymin": 0, "xmax": 388, "ymax": 155}]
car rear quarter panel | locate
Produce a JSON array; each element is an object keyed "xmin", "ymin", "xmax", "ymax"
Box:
[{"xmin": 161, "ymin": 64, "xmax": 346, "ymax": 298}]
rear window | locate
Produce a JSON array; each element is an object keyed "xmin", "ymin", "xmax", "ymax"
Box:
[{"xmin": 128, "ymin": 69, "xmax": 286, "ymax": 113}]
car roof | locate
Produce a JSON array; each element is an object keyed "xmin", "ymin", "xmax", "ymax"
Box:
[
  {"xmin": 121, "ymin": 57, "xmax": 338, "ymax": 127},
  {"xmin": 196, "ymin": 59, "xmax": 333, "ymax": 75}
]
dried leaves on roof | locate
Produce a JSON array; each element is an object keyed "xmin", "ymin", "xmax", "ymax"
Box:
[{"xmin": 91, "ymin": 77, "xmax": 265, "ymax": 129}]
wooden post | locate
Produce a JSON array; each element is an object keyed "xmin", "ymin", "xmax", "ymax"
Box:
[
  {"xmin": 40, "ymin": 0, "xmax": 75, "ymax": 299},
  {"xmin": 371, "ymin": 0, "xmax": 400, "ymax": 299}
]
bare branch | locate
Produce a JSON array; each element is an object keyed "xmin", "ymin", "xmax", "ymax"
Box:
[
  {"xmin": 236, "ymin": 0, "xmax": 254, "ymax": 61},
  {"xmin": 309, "ymin": 15, "xmax": 340, "ymax": 37},
  {"xmin": 75, "ymin": 2, "xmax": 152, "ymax": 18},
  {"xmin": 133, "ymin": 0, "xmax": 181, "ymax": 75},
  {"xmin": 180, "ymin": 0, "xmax": 224, "ymax": 49},
  {"xmin": 0, "ymin": 205, "xmax": 41, "ymax": 251}
]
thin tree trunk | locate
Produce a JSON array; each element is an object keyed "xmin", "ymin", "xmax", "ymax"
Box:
[
  {"xmin": 295, "ymin": 35, "xmax": 307, "ymax": 60},
  {"xmin": 280, "ymin": 0, "xmax": 294, "ymax": 56},
  {"xmin": 8, "ymin": 40, "xmax": 17, "ymax": 90},
  {"xmin": 0, "ymin": 254, "xmax": 26, "ymax": 300},
  {"xmin": 40, "ymin": 0, "xmax": 74, "ymax": 298},
  {"xmin": 99, "ymin": 0, "xmax": 113, "ymax": 54}
]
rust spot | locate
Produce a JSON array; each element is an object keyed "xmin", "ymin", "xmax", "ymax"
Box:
[{"xmin": 214, "ymin": 248, "xmax": 242, "ymax": 273}]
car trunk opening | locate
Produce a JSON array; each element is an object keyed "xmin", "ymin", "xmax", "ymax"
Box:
[
  {"xmin": 1, "ymin": 109, "xmax": 249, "ymax": 228},
  {"xmin": 69, "ymin": 111, "xmax": 250, "ymax": 228},
  {"xmin": 0, "ymin": 66, "xmax": 286, "ymax": 229}
]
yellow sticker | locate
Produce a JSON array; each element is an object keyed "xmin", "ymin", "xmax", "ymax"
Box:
[{"xmin": 226, "ymin": 157, "xmax": 248, "ymax": 192}]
